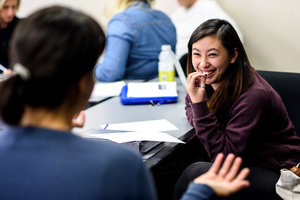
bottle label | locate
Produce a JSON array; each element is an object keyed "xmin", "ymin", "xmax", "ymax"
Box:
[
  {"xmin": 158, "ymin": 60, "xmax": 175, "ymax": 82},
  {"xmin": 159, "ymin": 70, "xmax": 175, "ymax": 82}
]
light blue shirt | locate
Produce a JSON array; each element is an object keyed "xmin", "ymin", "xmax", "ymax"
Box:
[{"xmin": 95, "ymin": 1, "xmax": 176, "ymax": 81}]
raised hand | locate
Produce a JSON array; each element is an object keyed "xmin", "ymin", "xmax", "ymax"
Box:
[{"xmin": 193, "ymin": 153, "xmax": 250, "ymax": 197}]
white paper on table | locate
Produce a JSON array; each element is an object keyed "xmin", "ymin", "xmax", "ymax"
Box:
[
  {"xmin": 127, "ymin": 82, "xmax": 177, "ymax": 98},
  {"xmin": 100, "ymin": 119, "xmax": 179, "ymax": 132},
  {"xmin": 89, "ymin": 81, "xmax": 125, "ymax": 102},
  {"xmin": 79, "ymin": 130, "xmax": 184, "ymax": 144}
]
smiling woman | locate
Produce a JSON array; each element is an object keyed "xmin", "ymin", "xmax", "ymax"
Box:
[
  {"xmin": 0, "ymin": 0, "xmax": 20, "ymax": 69},
  {"xmin": 186, "ymin": 19, "xmax": 252, "ymax": 126},
  {"xmin": 173, "ymin": 19, "xmax": 300, "ymax": 200},
  {"xmin": 190, "ymin": 35, "xmax": 238, "ymax": 90}
]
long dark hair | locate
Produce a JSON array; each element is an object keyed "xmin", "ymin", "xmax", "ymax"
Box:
[
  {"xmin": 187, "ymin": 19, "xmax": 253, "ymax": 130},
  {"xmin": 0, "ymin": 6, "xmax": 105, "ymax": 125}
]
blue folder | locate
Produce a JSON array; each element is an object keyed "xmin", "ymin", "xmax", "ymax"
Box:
[{"xmin": 120, "ymin": 83, "xmax": 178, "ymax": 105}]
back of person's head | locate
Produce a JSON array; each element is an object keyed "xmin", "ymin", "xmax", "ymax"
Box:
[
  {"xmin": 0, "ymin": 5, "xmax": 105, "ymax": 125},
  {"xmin": 187, "ymin": 19, "xmax": 253, "ymax": 129}
]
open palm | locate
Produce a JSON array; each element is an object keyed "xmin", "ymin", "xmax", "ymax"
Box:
[{"xmin": 193, "ymin": 153, "xmax": 250, "ymax": 197}]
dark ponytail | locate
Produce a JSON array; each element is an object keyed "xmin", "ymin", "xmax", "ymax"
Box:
[{"xmin": 0, "ymin": 76, "xmax": 25, "ymax": 124}]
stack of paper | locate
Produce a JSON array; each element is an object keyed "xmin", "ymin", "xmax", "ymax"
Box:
[
  {"xmin": 76, "ymin": 119, "xmax": 184, "ymax": 144},
  {"xmin": 89, "ymin": 81, "xmax": 125, "ymax": 102},
  {"xmin": 79, "ymin": 130, "xmax": 184, "ymax": 144}
]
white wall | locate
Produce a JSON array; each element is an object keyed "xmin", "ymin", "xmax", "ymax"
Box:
[
  {"xmin": 217, "ymin": 0, "xmax": 300, "ymax": 73},
  {"xmin": 18, "ymin": 0, "xmax": 108, "ymax": 27},
  {"xmin": 18, "ymin": 0, "xmax": 300, "ymax": 73}
]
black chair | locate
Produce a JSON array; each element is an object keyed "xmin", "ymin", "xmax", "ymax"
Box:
[
  {"xmin": 179, "ymin": 53, "xmax": 188, "ymax": 76},
  {"xmin": 257, "ymin": 70, "xmax": 300, "ymax": 136}
]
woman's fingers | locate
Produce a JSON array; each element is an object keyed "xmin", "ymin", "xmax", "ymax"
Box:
[
  {"xmin": 187, "ymin": 72, "xmax": 206, "ymax": 87},
  {"xmin": 186, "ymin": 71, "xmax": 207, "ymax": 103},
  {"xmin": 187, "ymin": 72, "xmax": 201, "ymax": 82},
  {"xmin": 200, "ymin": 73, "xmax": 206, "ymax": 87}
]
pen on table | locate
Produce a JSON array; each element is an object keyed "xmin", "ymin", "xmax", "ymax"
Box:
[
  {"xmin": 149, "ymin": 100, "xmax": 155, "ymax": 106},
  {"xmin": 0, "ymin": 64, "xmax": 7, "ymax": 72},
  {"xmin": 157, "ymin": 100, "xmax": 167, "ymax": 106},
  {"xmin": 103, "ymin": 124, "xmax": 109, "ymax": 130}
]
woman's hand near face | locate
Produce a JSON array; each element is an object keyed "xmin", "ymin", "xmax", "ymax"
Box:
[{"xmin": 186, "ymin": 71, "xmax": 206, "ymax": 103}]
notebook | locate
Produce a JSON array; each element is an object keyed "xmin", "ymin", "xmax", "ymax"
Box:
[{"xmin": 120, "ymin": 82, "xmax": 178, "ymax": 105}]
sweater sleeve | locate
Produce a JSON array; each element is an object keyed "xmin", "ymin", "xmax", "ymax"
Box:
[
  {"xmin": 185, "ymin": 94, "xmax": 197, "ymax": 126},
  {"xmin": 180, "ymin": 183, "xmax": 216, "ymax": 200},
  {"xmin": 185, "ymin": 87, "xmax": 270, "ymax": 160}
]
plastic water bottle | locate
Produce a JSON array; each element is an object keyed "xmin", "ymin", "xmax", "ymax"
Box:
[{"xmin": 158, "ymin": 44, "xmax": 175, "ymax": 82}]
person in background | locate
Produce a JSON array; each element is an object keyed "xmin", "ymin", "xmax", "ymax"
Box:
[
  {"xmin": 172, "ymin": 19, "xmax": 300, "ymax": 200},
  {"xmin": 0, "ymin": 6, "xmax": 250, "ymax": 200},
  {"xmin": 0, "ymin": 0, "xmax": 20, "ymax": 71},
  {"xmin": 171, "ymin": 0, "xmax": 243, "ymax": 60},
  {"xmin": 95, "ymin": 0, "xmax": 176, "ymax": 82}
]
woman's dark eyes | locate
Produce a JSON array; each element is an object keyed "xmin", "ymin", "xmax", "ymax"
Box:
[{"xmin": 193, "ymin": 53, "xmax": 217, "ymax": 56}]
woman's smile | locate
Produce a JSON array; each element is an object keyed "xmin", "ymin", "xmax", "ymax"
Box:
[{"xmin": 202, "ymin": 69, "xmax": 216, "ymax": 78}]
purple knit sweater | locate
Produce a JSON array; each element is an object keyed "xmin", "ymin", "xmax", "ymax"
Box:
[{"xmin": 185, "ymin": 71, "xmax": 300, "ymax": 172}]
